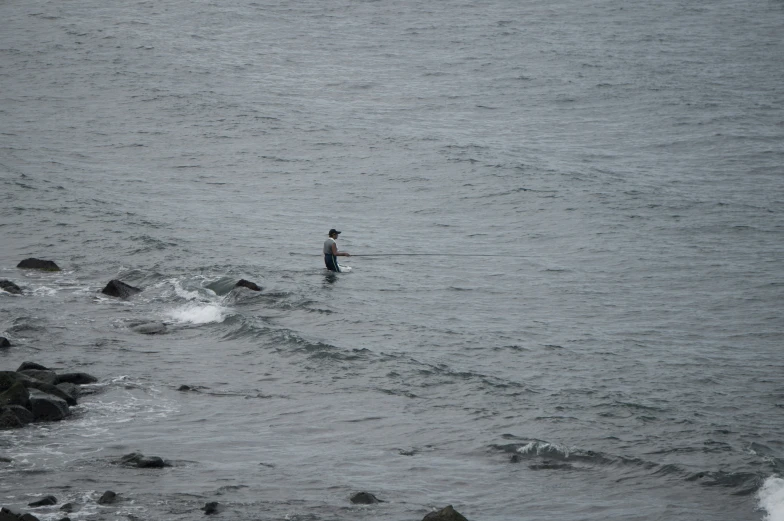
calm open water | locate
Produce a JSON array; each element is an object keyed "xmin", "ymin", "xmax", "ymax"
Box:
[{"xmin": 1, "ymin": 0, "xmax": 783, "ymax": 519}]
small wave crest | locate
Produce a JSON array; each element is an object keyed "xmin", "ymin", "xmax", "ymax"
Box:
[
  {"xmin": 166, "ymin": 303, "xmax": 226, "ymax": 324},
  {"xmin": 759, "ymin": 477, "xmax": 784, "ymax": 521}
]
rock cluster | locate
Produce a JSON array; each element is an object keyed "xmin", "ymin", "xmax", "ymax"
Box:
[{"xmin": 0, "ymin": 363, "xmax": 97, "ymax": 429}]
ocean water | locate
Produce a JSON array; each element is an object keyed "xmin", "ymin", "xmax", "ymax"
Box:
[{"xmin": 1, "ymin": 0, "xmax": 783, "ymax": 519}]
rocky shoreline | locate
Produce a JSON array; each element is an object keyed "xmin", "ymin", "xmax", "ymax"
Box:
[{"xmin": 1, "ymin": 259, "xmax": 471, "ymax": 520}]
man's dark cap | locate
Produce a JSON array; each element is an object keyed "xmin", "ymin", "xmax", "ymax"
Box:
[{"xmin": 329, "ymin": 229, "xmax": 341, "ymax": 235}]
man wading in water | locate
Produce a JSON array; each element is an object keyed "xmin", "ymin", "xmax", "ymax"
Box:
[{"xmin": 324, "ymin": 228, "xmax": 350, "ymax": 272}]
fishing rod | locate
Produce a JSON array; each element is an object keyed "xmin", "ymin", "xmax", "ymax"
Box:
[{"xmin": 350, "ymin": 253, "xmax": 532, "ymax": 258}]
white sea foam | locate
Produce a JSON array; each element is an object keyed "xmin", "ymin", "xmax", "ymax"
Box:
[
  {"xmin": 758, "ymin": 477, "xmax": 784, "ymax": 521},
  {"xmin": 166, "ymin": 303, "xmax": 226, "ymax": 324}
]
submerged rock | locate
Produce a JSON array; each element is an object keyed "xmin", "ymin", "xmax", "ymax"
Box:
[
  {"xmin": 17, "ymin": 258, "xmax": 60, "ymax": 271},
  {"xmin": 101, "ymin": 280, "xmax": 141, "ymax": 299},
  {"xmin": 97, "ymin": 491, "xmax": 117, "ymax": 505},
  {"xmin": 130, "ymin": 322, "xmax": 167, "ymax": 335},
  {"xmin": 422, "ymin": 505, "xmax": 469, "ymax": 521},
  {"xmin": 28, "ymin": 496, "xmax": 57, "ymax": 507},
  {"xmin": 0, "ymin": 280, "xmax": 22, "ymax": 295},
  {"xmin": 350, "ymin": 492, "xmax": 384, "ymax": 504},
  {"xmin": 235, "ymin": 279, "xmax": 261, "ymax": 291},
  {"xmin": 0, "ymin": 338, "xmax": 10, "ymax": 349},
  {"xmin": 119, "ymin": 452, "xmax": 166, "ymax": 468},
  {"xmin": 202, "ymin": 502, "xmax": 223, "ymax": 515}
]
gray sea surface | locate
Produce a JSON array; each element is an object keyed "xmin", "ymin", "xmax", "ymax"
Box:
[{"xmin": 1, "ymin": 0, "xmax": 783, "ymax": 519}]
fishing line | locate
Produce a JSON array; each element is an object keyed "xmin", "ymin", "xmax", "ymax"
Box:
[
  {"xmin": 288, "ymin": 252, "xmax": 541, "ymax": 258},
  {"xmin": 350, "ymin": 253, "xmax": 532, "ymax": 258}
]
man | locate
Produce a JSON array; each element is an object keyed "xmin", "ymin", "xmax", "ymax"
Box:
[{"xmin": 324, "ymin": 228, "xmax": 350, "ymax": 272}]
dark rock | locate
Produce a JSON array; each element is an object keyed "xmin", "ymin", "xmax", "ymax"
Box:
[
  {"xmin": 130, "ymin": 322, "xmax": 167, "ymax": 335},
  {"xmin": 202, "ymin": 502, "xmax": 223, "ymax": 515},
  {"xmin": 0, "ymin": 371, "xmax": 24, "ymax": 392},
  {"xmin": 0, "ymin": 382, "xmax": 31, "ymax": 409},
  {"xmin": 120, "ymin": 452, "xmax": 166, "ymax": 468},
  {"xmin": 57, "ymin": 518, "xmax": 71, "ymax": 521},
  {"xmin": 29, "ymin": 390, "xmax": 70, "ymax": 422},
  {"xmin": 28, "ymin": 496, "xmax": 57, "ymax": 507},
  {"xmin": 235, "ymin": 279, "xmax": 261, "ymax": 291},
  {"xmin": 17, "ymin": 258, "xmax": 60, "ymax": 272},
  {"xmin": 16, "ymin": 362, "xmax": 48, "ymax": 372},
  {"xmin": 0, "ymin": 507, "xmax": 39, "ymax": 521},
  {"xmin": 101, "ymin": 280, "xmax": 141, "ymax": 299},
  {"xmin": 97, "ymin": 491, "xmax": 117, "ymax": 505},
  {"xmin": 5, "ymin": 406, "xmax": 34, "ymax": 426},
  {"xmin": 3, "ymin": 373, "xmax": 77, "ymax": 406},
  {"xmin": 55, "ymin": 383, "xmax": 80, "ymax": 401},
  {"xmin": 18, "ymin": 370, "xmax": 58, "ymax": 386},
  {"xmin": 0, "ymin": 407, "xmax": 24, "ymax": 430},
  {"xmin": 25, "ymin": 382, "xmax": 76, "ymax": 407},
  {"xmin": 0, "ymin": 280, "xmax": 22, "ymax": 295},
  {"xmin": 0, "ymin": 456, "xmax": 12, "ymax": 463},
  {"xmin": 55, "ymin": 373, "xmax": 98, "ymax": 385},
  {"xmin": 0, "ymin": 338, "xmax": 10, "ymax": 348},
  {"xmin": 59, "ymin": 503, "xmax": 75, "ymax": 513},
  {"xmin": 0, "ymin": 507, "xmax": 21, "ymax": 521},
  {"xmin": 422, "ymin": 505, "xmax": 469, "ymax": 521},
  {"xmin": 350, "ymin": 492, "xmax": 383, "ymax": 504}
]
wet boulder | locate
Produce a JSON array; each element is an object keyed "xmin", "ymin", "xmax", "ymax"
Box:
[
  {"xmin": 55, "ymin": 373, "xmax": 98, "ymax": 385},
  {"xmin": 422, "ymin": 505, "xmax": 469, "ymax": 521},
  {"xmin": 2, "ymin": 406, "xmax": 34, "ymax": 426},
  {"xmin": 28, "ymin": 496, "xmax": 57, "ymax": 507},
  {"xmin": 0, "ymin": 372, "xmax": 25, "ymax": 392},
  {"xmin": 16, "ymin": 362, "xmax": 48, "ymax": 372},
  {"xmin": 11, "ymin": 374, "xmax": 77, "ymax": 407},
  {"xmin": 0, "ymin": 382, "xmax": 31, "ymax": 409},
  {"xmin": 17, "ymin": 258, "xmax": 60, "ymax": 271},
  {"xmin": 0, "ymin": 280, "xmax": 22, "ymax": 295},
  {"xmin": 55, "ymin": 383, "xmax": 80, "ymax": 402},
  {"xmin": 350, "ymin": 492, "xmax": 383, "ymax": 504},
  {"xmin": 29, "ymin": 390, "xmax": 70, "ymax": 422},
  {"xmin": 101, "ymin": 280, "xmax": 141, "ymax": 299},
  {"xmin": 119, "ymin": 452, "xmax": 166, "ymax": 468},
  {"xmin": 0, "ymin": 407, "xmax": 26, "ymax": 429},
  {"xmin": 97, "ymin": 491, "xmax": 117, "ymax": 505},
  {"xmin": 0, "ymin": 338, "xmax": 10, "ymax": 349},
  {"xmin": 0, "ymin": 506, "xmax": 40, "ymax": 521},
  {"xmin": 235, "ymin": 279, "xmax": 261, "ymax": 291},
  {"xmin": 18, "ymin": 370, "xmax": 58, "ymax": 386}
]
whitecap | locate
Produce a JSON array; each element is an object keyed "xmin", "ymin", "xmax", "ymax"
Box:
[
  {"xmin": 758, "ymin": 476, "xmax": 784, "ymax": 521},
  {"xmin": 166, "ymin": 303, "xmax": 226, "ymax": 324}
]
